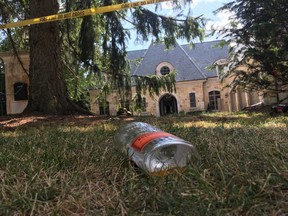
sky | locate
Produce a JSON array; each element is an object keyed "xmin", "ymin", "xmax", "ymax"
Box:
[
  {"xmin": 127, "ymin": 0, "xmax": 232, "ymax": 50},
  {"xmin": 0, "ymin": 0, "xmax": 232, "ymax": 51}
]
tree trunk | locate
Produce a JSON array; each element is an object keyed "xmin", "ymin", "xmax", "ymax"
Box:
[{"xmin": 26, "ymin": 0, "xmax": 87, "ymax": 114}]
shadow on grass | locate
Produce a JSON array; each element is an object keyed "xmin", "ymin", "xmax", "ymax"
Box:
[
  {"xmin": 0, "ymin": 114, "xmax": 137, "ymax": 132},
  {"xmin": 0, "ymin": 113, "xmax": 287, "ymax": 215},
  {"xmin": 1, "ymin": 111, "xmax": 287, "ymax": 131}
]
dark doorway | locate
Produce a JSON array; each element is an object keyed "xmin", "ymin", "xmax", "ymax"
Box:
[
  {"xmin": 0, "ymin": 59, "xmax": 6, "ymax": 116},
  {"xmin": 159, "ymin": 94, "xmax": 178, "ymax": 116}
]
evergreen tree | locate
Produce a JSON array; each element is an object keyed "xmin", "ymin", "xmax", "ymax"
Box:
[
  {"xmin": 0, "ymin": 0, "xmax": 205, "ymax": 114},
  {"xmin": 214, "ymin": 0, "xmax": 288, "ymax": 102}
]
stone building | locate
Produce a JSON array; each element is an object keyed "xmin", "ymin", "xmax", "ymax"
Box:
[
  {"xmin": 89, "ymin": 41, "xmax": 265, "ymax": 116},
  {"xmin": 0, "ymin": 40, "xmax": 286, "ymax": 116}
]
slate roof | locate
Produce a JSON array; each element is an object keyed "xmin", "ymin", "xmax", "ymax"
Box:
[
  {"xmin": 128, "ymin": 40, "xmax": 229, "ymax": 81},
  {"xmin": 126, "ymin": 49, "xmax": 146, "ymax": 75},
  {"xmin": 182, "ymin": 41, "xmax": 229, "ymax": 77}
]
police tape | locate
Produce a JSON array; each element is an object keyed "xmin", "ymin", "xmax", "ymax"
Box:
[{"xmin": 0, "ymin": 0, "xmax": 170, "ymax": 29}]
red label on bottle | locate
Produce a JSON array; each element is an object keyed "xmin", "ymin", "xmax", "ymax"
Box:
[{"xmin": 131, "ymin": 132, "xmax": 175, "ymax": 152}]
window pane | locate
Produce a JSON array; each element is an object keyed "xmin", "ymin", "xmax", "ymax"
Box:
[
  {"xmin": 208, "ymin": 91, "xmax": 220, "ymax": 110},
  {"xmin": 160, "ymin": 66, "xmax": 170, "ymax": 75},
  {"xmin": 189, "ymin": 93, "xmax": 196, "ymax": 107}
]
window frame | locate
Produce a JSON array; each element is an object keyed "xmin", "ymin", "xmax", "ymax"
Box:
[
  {"xmin": 160, "ymin": 66, "xmax": 170, "ymax": 75},
  {"xmin": 208, "ymin": 91, "xmax": 221, "ymax": 110},
  {"xmin": 99, "ymin": 100, "xmax": 109, "ymax": 115},
  {"xmin": 189, "ymin": 92, "xmax": 196, "ymax": 108}
]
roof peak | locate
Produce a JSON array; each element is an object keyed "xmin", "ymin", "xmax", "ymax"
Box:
[
  {"xmin": 127, "ymin": 40, "xmax": 225, "ymax": 53},
  {"xmin": 132, "ymin": 40, "xmax": 207, "ymax": 81}
]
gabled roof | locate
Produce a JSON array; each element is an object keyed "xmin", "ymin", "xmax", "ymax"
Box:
[
  {"xmin": 128, "ymin": 40, "xmax": 229, "ymax": 81},
  {"xmin": 126, "ymin": 49, "xmax": 146, "ymax": 75},
  {"xmin": 181, "ymin": 41, "xmax": 229, "ymax": 77}
]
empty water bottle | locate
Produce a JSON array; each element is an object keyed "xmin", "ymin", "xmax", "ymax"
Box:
[{"xmin": 114, "ymin": 122, "xmax": 198, "ymax": 176}]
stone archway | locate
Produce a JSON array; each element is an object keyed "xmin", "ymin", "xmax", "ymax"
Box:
[
  {"xmin": 0, "ymin": 58, "xmax": 6, "ymax": 116},
  {"xmin": 159, "ymin": 94, "xmax": 178, "ymax": 116}
]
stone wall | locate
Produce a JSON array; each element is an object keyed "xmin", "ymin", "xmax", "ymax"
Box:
[
  {"xmin": 0, "ymin": 52, "xmax": 29, "ymax": 114},
  {"xmin": 90, "ymin": 77, "xmax": 238, "ymax": 116}
]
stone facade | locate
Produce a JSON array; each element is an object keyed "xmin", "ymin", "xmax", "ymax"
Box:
[
  {"xmin": 0, "ymin": 52, "xmax": 29, "ymax": 115},
  {"xmin": 89, "ymin": 41, "xmax": 267, "ymax": 117},
  {"xmin": 89, "ymin": 77, "xmax": 264, "ymax": 117}
]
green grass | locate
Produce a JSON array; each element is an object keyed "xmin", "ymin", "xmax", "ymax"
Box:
[{"xmin": 0, "ymin": 112, "xmax": 287, "ymax": 215}]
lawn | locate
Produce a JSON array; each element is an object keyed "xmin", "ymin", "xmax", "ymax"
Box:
[{"xmin": 0, "ymin": 112, "xmax": 287, "ymax": 215}]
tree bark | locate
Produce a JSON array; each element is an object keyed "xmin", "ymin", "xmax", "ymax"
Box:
[{"xmin": 26, "ymin": 0, "xmax": 87, "ymax": 114}]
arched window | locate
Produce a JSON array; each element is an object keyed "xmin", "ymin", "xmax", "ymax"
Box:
[
  {"xmin": 208, "ymin": 91, "xmax": 221, "ymax": 110},
  {"xmin": 160, "ymin": 66, "xmax": 170, "ymax": 75},
  {"xmin": 189, "ymin": 93, "xmax": 196, "ymax": 107}
]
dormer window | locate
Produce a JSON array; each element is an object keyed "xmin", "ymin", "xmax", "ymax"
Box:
[
  {"xmin": 214, "ymin": 58, "xmax": 228, "ymax": 77},
  {"xmin": 160, "ymin": 66, "xmax": 170, "ymax": 75},
  {"xmin": 214, "ymin": 58, "xmax": 229, "ymax": 66}
]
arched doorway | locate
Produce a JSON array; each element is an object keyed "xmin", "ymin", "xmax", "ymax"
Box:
[
  {"xmin": 0, "ymin": 58, "xmax": 6, "ymax": 116},
  {"xmin": 159, "ymin": 94, "xmax": 178, "ymax": 116}
]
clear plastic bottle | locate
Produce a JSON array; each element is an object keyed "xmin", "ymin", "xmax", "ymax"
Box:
[{"xmin": 114, "ymin": 122, "xmax": 198, "ymax": 176}]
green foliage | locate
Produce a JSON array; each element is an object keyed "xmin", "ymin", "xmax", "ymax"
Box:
[
  {"xmin": 79, "ymin": 16, "xmax": 96, "ymax": 65},
  {"xmin": 0, "ymin": 0, "xmax": 206, "ymax": 111},
  {"xmin": 0, "ymin": 0, "xmax": 29, "ymax": 51},
  {"xmin": 214, "ymin": 0, "xmax": 288, "ymax": 94},
  {"xmin": 0, "ymin": 29, "xmax": 29, "ymax": 51},
  {"xmin": 134, "ymin": 70, "xmax": 177, "ymax": 98},
  {"xmin": 131, "ymin": 70, "xmax": 177, "ymax": 113},
  {"xmin": 132, "ymin": 7, "xmax": 206, "ymax": 48}
]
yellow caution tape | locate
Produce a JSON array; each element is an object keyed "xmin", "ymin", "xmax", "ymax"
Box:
[{"xmin": 0, "ymin": 0, "xmax": 170, "ymax": 29}]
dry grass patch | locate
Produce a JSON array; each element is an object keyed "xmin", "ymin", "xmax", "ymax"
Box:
[{"xmin": 0, "ymin": 112, "xmax": 287, "ymax": 215}]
